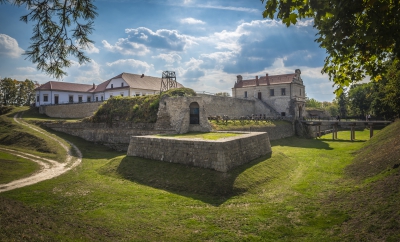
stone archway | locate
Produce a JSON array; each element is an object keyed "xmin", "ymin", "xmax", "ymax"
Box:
[{"xmin": 189, "ymin": 102, "xmax": 200, "ymax": 124}]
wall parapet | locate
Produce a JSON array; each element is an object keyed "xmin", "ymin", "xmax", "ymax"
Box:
[{"xmin": 127, "ymin": 132, "xmax": 272, "ymax": 172}]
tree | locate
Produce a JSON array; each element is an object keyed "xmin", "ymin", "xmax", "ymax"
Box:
[
  {"xmin": 0, "ymin": 0, "xmax": 97, "ymax": 79},
  {"xmin": 305, "ymin": 97, "xmax": 322, "ymax": 108},
  {"xmin": 0, "ymin": 78, "xmax": 18, "ymax": 105},
  {"xmin": 0, "ymin": 78, "xmax": 37, "ymax": 106},
  {"xmin": 260, "ymin": 0, "xmax": 400, "ymax": 94},
  {"xmin": 348, "ymin": 83, "xmax": 373, "ymax": 117}
]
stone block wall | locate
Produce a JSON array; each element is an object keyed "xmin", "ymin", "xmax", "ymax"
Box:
[
  {"xmin": 127, "ymin": 132, "xmax": 272, "ymax": 172},
  {"xmin": 40, "ymin": 102, "xmax": 103, "ymax": 118},
  {"xmin": 41, "ymin": 121, "xmax": 174, "ymax": 151}
]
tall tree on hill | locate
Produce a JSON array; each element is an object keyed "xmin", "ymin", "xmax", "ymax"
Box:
[
  {"xmin": 260, "ymin": 0, "xmax": 400, "ymax": 94},
  {"xmin": 0, "ymin": 0, "xmax": 97, "ymax": 79}
]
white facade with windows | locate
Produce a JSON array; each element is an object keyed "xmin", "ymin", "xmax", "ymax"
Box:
[{"xmin": 35, "ymin": 73, "xmax": 184, "ymax": 106}]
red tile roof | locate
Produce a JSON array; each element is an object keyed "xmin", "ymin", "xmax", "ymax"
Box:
[
  {"xmin": 234, "ymin": 73, "xmax": 296, "ymax": 88},
  {"xmin": 36, "ymin": 73, "xmax": 184, "ymax": 93},
  {"xmin": 36, "ymin": 81, "xmax": 96, "ymax": 92}
]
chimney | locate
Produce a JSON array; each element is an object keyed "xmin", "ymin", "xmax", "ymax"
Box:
[
  {"xmin": 141, "ymin": 74, "xmax": 144, "ymax": 78},
  {"xmin": 236, "ymin": 75, "xmax": 243, "ymax": 82},
  {"xmin": 92, "ymin": 83, "xmax": 95, "ymax": 89},
  {"xmin": 256, "ymin": 76, "xmax": 259, "ymax": 86},
  {"xmin": 266, "ymin": 73, "xmax": 270, "ymax": 85}
]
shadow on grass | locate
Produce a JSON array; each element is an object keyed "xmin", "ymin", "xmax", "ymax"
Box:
[
  {"xmin": 113, "ymin": 153, "xmax": 272, "ymax": 206},
  {"xmin": 271, "ymin": 136, "xmax": 334, "ymax": 150}
]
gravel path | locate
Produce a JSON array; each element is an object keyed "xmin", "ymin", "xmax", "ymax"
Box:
[{"xmin": 0, "ymin": 113, "xmax": 82, "ymax": 193}]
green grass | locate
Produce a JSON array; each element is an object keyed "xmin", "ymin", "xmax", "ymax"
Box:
[
  {"xmin": 1, "ymin": 112, "xmax": 399, "ymax": 241},
  {"xmin": 0, "ymin": 106, "xmax": 69, "ymax": 162},
  {"xmin": 157, "ymin": 132, "xmax": 241, "ymax": 140},
  {"xmin": 210, "ymin": 119, "xmax": 291, "ymax": 131},
  {"xmin": 0, "ymin": 151, "xmax": 40, "ymax": 184}
]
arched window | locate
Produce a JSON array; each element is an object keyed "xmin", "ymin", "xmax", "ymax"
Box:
[{"xmin": 189, "ymin": 102, "xmax": 200, "ymax": 124}]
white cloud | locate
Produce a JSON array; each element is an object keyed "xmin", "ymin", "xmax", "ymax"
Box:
[
  {"xmin": 0, "ymin": 34, "xmax": 24, "ymax": 58},
  {"xmin": 16, "ymin": 67, "xmax": 36, "ymax": 73},
  {"xmin": 152, "ymin": 53, "xmax": 182, "ymax": 64},
  {"xmin": 195, "ymin": 4, "xmax": 258, "ymax": 13},
  {"xmin": 102, "ymin": 39, "xmax": 150, "ymax": 56},
  {"xmin": 84, "ymin": 42, "xmax": 100, "ymax": 54},
  {"xmin": 180, "ymin": 18, "xmax": 205, "ymax": 25},
  {"xmin": 106, "ymin": 59, "xmax": 154, "ymax": 74},
  {"xmin": 125, "ymin": 27, "xmax": 198, "ymax": 51}
]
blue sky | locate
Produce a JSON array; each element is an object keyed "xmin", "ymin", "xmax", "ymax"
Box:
[{"xmin": 0, "ymin": 0, "xmax": 336, "ymax": 101}]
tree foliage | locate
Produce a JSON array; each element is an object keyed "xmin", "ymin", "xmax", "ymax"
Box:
[
  {"xmin": 0, "ymin": 0, "xmax": 97, "ymax": 79},
  {"xmin": 261, "ymin": 0, "xmax": 400, "ymax": 94},
  {"xmin": 0, "ymin": 78, "xmax": 38, "ymax": 106}
]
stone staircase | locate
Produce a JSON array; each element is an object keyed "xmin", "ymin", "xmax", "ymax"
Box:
[{"xmin": 255, "ymin": 98, "xmax": 281, "ymax": 117}]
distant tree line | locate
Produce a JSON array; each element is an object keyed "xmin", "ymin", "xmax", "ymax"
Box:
[
  {"xmin": 0, "ymin": 77, "xmax": 38, "ymax": 106},
  {"xmin": 306, "ymin": 59, "xmax": 400, "ymax": 120}
]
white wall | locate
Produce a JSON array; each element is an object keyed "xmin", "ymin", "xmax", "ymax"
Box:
[
  {"xmin": 106, "ymin": 77, "xmax": 128, "ymax": 89},
  {"xmin": 35, "ymin": 90, "xmax": 97, "ymax": 106}
]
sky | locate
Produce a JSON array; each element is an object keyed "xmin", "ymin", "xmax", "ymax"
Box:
[{"xmin": 0, "ymin": 0, "xmax": 336, "ymax": 101}]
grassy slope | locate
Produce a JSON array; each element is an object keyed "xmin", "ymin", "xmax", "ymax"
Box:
[
  {"xmin": 0, "ymin": 112, "xmax": 399, "ymax": 241},
  {"xmin": 0, "ymin": 151, "xmax": 40, "ymax": 184},
  {"xmin": 0, "ymin": 107, "xmax": 75, "ymax": 186},
  {"xmin": 327, "ymin": 121, "xmax": 400, "ymax": 241}
]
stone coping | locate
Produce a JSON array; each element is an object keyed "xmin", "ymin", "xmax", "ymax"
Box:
[{"xmin": 141, "ymin": 131, "xmax": 265, "ymax": 143}]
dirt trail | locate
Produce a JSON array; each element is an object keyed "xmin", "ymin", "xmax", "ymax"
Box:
[{"xmin": 0, "ymin": 113, "xmax": 82, "ymax": 193}]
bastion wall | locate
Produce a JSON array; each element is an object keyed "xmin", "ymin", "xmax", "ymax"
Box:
[
  {"xmin": 39, "ymin": 102, "xmax": 103, "ymax": 118},
  {"xmin": 127, "ymin": 132, "xmax": 272, "ymax": 172}
]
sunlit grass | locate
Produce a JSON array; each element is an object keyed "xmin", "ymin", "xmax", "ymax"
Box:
[{"xmin": 157, "ymin": 132, "xmax": 241, "ymax": 140}]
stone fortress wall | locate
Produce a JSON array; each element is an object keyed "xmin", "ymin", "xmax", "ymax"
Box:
[
  {"xmin": 39, "ymin": 102, "xmax": 103, "ymax": 119},
  {"xmin": 127, "ymin": 132, "xmax": 272, "ymax": 172},
  {"xmin": 39, "ymin": 95, "xmax": 294, "ymax": 154}
]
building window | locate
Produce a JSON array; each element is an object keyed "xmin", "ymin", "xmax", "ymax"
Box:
[
  {"xmin": 300, "ymin": 89, "xmax": 302, "ymax": 96},
  {"xmin": 121, "ymin": 83, "xmax": 124, "ymax": 87},
  {"xmin": 189, "ymin": 102, "xmax": 200, "ymax": 124},
  {"xmin": 54, "ymin": 95, "xmax": 59, "ymax": 104},
  {"xmin": 101, "ymin": 96, "xmax": 103, "ymax": 101},
  {"xmin": 281, "ymin": 88, "xmax": 286, "ymax": 96},
  {"xmin": 120, "ymin": 93, "xmax": 124, "ymax": 97},
  {"xmin": 78, "ymin": 96, "xmax": 83, "ymax": 102},
  {"xmin": 37, "ymin": 95, "xmax": 40, "ymax": 102},
  {"xmin": 43, "ymin": 94, "xmax": 48, "ymax": 102},
  {"xmin": 136, "ymin": 94, "xmax": 140, "ymax": 96},
  {"xmin": 96, "ymin": 96, "xmax": 98, "ymax": 102},
  {"xmin": 270, "ymin": 89, "xmax": 274, "ymax": 96},
  {"xmin": 69, "ymin": 95, "xmax": 73, "ymax": 103},
  {"xmin": 87, "ymin": 97, "xmax": 91, "ymax": 102},
  {"xmin": 111, "ymin": 84, "xmax": 114, "ymax": 88},
  {"xmin": 244, "ymin": 91, "xmax": 248, "ymax": 98},
  {"xmin": 281, "ymin": 112, "xmax": 286, "ymax": 117}
]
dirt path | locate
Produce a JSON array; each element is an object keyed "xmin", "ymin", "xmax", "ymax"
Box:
[{"xmin": 0, "ymin": 113, "xmax": 82, "ymax": 193}]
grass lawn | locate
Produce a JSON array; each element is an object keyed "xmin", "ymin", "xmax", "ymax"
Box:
[
  {"xmin": 1, "ymin": 114, "xmax": 399, "ymax": 241},
  {"xmin": 0, "ymin": 151, "xmax": 40, "ymax": 184},
  {"xmin": 210, "ymin": 119, "xmax": 290, "ymax": 131},
  {"xmin": 157, "ymin": 132, "xmax": 242, "ymax": 140}
]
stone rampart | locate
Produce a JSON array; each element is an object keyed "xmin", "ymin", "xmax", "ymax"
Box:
[
  {"xmin": 40, "ymin": 121, "xmax": 175, "ymax": 151},
  {"xmin": 127, "ymin": 132, "xmax": 272, "ymax": 172},
  {"xmin": 40, "ymin": 102, "xmax": 103, "ymax": 118}
]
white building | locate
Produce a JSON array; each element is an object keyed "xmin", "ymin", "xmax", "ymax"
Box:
[
  {"xmin": 35, "ymin": 73, "xmax": 183, "ymax": 106},
  {"xmin": 232, "ymin": 69, "xmax": 306, "ymax": 118}
]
